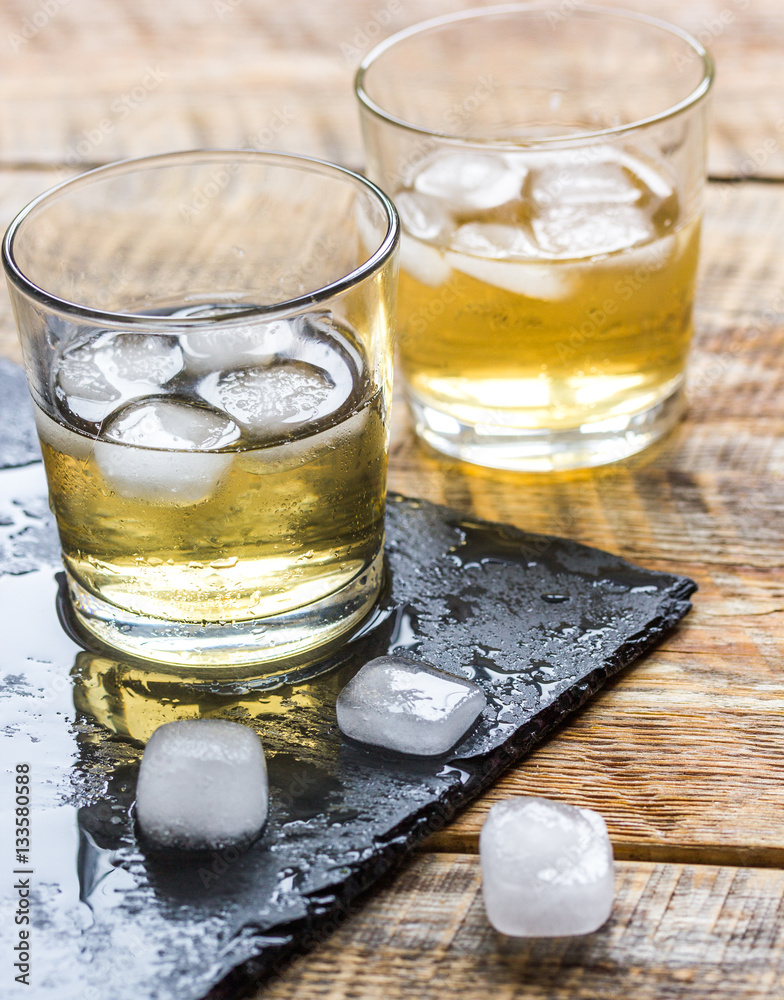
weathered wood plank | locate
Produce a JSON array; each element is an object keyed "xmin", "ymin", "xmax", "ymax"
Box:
[
  {"xmin": 0, "ymin": 0, "xmax": 778, "ymax": 177},
  {"xmin": 0, "ymin": 3, "xmax": 782, "ymax": 995},
  {"xmin": 425, "ymin": 642, "xmax": 784, "ymax": 866},
  {"xmin": 254, "ymin": 854, "xmax": 784, "ymax": 999}
]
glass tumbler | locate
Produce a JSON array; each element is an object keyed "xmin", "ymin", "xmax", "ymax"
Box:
[
  {"xmin": 356, "ymin": 4, "xmax": 713, "ymax": 471},
  {"xmin": 2, "ymin": 150, "xmax": 399, "ymax": 672}
]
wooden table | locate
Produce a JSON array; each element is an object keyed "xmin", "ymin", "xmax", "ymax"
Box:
[{"xmin": 2, "ymin": 1, "xmax": 783, "ymax": 996}]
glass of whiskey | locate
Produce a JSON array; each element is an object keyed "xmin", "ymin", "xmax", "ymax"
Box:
[
  {"xmin": 2, "ymin": 151, "xmax": 399, "ymax": 675},
  {"xmin": 356, "ymin": 5, "xmax": 714, "ymax": 471}
]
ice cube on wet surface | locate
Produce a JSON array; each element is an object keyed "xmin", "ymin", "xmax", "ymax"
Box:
[
  {"xmin": 94, "ymin": 397, "xmax": 239, "ymax": 504},
  {"xmin": 55, "ymin": 330, "xmax": 183, "ymax": 425},
  {"xmin": 480, "ymin": 797, "xmax": 614, "ymax": 937},
  {"xmin": 336, "ymin": 655, "xmax": 487, "ymax": 756},
  {"xmin": 413, "ymin": 151, "xmax": 525, "ymax": 212},
  {"xmin": 136, "ymin": 719, "xmax": 268, "ymax": 851}
]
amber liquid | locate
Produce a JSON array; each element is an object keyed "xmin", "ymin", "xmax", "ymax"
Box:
[
  {"xmin": 395, "ymin": 149, "xmax": 700, "ymax": 445},
  {"xmin": 38, "ymin": 308, "xmax": 388, "ymax": 631},
  {"xmin": 39, "ymin": 393, "xmax": 387, "ymax": 625}
]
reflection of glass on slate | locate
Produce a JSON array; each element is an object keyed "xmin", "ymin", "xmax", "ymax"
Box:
[{"xmin": 0, "ymin": 360, "xmax": 696, "ymax": 1000}]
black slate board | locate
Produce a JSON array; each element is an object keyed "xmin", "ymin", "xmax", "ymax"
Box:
[
  {"xmin": 0, "ymin": 358, "xmax": 40, "ymax": 469},
  {"xmin": 0, "ymin": 361, "xmax": 696, "ymax": 1000}
]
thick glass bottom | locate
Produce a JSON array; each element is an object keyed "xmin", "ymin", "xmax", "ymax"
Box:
[
  {"xmin": 409, "ymin": 383, "xmax": 686, "ymax": 472},
  {"xmin": 65, "ymin": 550, "xmax": 384, "ymax": 678}
]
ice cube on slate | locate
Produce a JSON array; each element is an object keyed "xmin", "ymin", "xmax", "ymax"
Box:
[
  {"xmin": 55, "ymin": 330, "xmax": 183, "ymax": 425},
  {"xmin": 336, "ymin": 655, "xmax": 487, "ymax": 756},
  {"xmin": 480, "ymin": 797, "xmax": 614, "ymax": 937},
  {"xmin": 136, "ymin": 719, "xmax": 268, "ymax": 850},
  {"xmin": 94, "ymin": 397, "xmax": 239, "ymax": 505}
]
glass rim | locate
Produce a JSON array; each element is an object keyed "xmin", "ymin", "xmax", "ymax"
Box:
[
  {"xmin": 1, "ymin": 148, "xmax": 400, "ymax": 329},
  {"xmin": 355, "ymin": 2, "xmax": 715, "ymax": 148}
]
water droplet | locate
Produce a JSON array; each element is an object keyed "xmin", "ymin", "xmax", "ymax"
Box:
[
  {"xmin": 210, "ymin": 556, "xmax": 238, "ymax": 569},
  {"xmin": 541, "ymin": 593, "xmax": 569, "ymax": 604}
]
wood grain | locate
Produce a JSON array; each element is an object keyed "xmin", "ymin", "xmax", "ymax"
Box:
[
  {"xmin": 0, "ymin": 0, "xmax": 778, "ymax": 177},
  {"xmin": 0, "ymin": 2, "xmax": 782, "ymax": 997},
  {"xmin": 425, "ymin": 641, "xmax": 784, "ymax": 866},
  {"xmin": 257, "ymin": 854, "xmax": 784, "ymax": 999}
]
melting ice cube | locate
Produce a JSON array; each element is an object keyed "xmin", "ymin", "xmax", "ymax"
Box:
[
  {"xmin": 399, "ymin": 234, "xmax": 452, "ymax": 288},
  {"xmin": 55, "ymin": 331, "xmax": 183, "ymax": 425},
  {"xmin": 336, "ymin": 655, "xmax": 487, "ymax": 756},
  {"xmin": 480, "ymin": 797, "xmax": 614, "ymax": 936},
  {"xmin": 445, "ymin": 245, "xmax": 576, "ymax": 300},
  {"xmin": 442, "ymin": 222, "xmax": 577, "ymax": 299},
  {"xmin": 413, "ymin": 151, "xmax": 525, "ymax": 212},
  {"xmin": 394, "ymin": 190, "xmax": 452, "ymax": 242},
  {"xmin": 33, "ymin": 405, "xmax": 95, "ymax": 461},
  {"xmin": 94, "ymin": 397, "xmax": 239, "ymax": 505},
  {"xmin": 135, "ymin": 719, "xmax": 268, "ymax": 851},
  {"xmin": 201, "ymin": 362, "xmax": 340, "ymax": 441},
  {"xmin": 181, "ymin": 314, "xmax": 296, "ymax": 376},
  {"xmin": 237, "ymin": 401, "xmax": 369, "ymax": 477},
  {"xmin": 530, "ymin": 150, "xmax": 647, "ymax": 208},
  {"xmin": 532, "ymin": 202, "xmax": 654, "ymax": 258},
  {"xmin": 198, "ymin": 317, "xmax": 360, "ymax": 442},
  {"xmin": 449, "ymin": 222, "xmax": 538, "ymax": 260}
]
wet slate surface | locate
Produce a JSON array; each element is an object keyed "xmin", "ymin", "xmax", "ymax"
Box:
[
  {"xmin": 0, "ymin": 358, "xmax": 40, "ymax": 469},
  {"xmin": 0, "ymin": 361, "xmax": 696, "ymax": 1000}
]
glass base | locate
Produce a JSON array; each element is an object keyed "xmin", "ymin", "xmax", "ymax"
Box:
[
  {"xmin": 65, "ymin": 551, "xmax": 384, "ymax": 676},
  {"xmin": 409, "ymin": 385, "xmax": 686, "ymax": 472}
]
